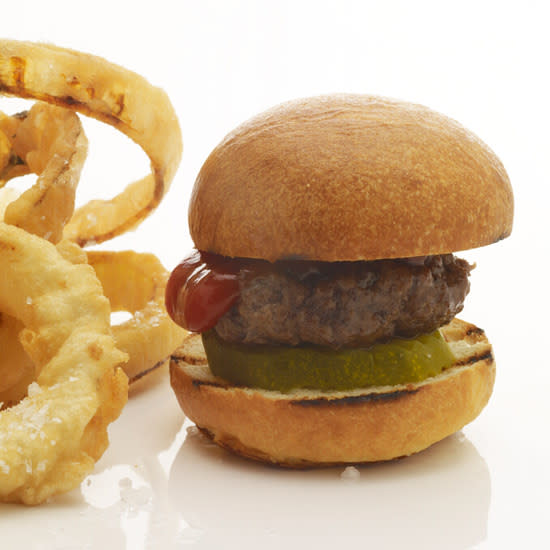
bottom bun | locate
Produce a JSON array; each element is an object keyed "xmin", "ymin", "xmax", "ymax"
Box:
[{"xmin": 169, "ymin": 318, "xmax": 495, "ymax": 467}]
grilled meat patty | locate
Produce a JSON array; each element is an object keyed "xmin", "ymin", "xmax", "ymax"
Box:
[{"xmin": 214, "ymin": 254, "xmax": 472, "ymax": 348}]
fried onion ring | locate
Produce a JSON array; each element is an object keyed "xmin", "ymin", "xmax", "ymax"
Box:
[
  {"xmin": 87, "ymin": 250, "xmax": 186, "ymax": 383},
  {"xmin": 0, "ymin": 111, "xmax": 29, "ymax": 183},
  {"xmin": 0, "ymin": 121, "xmax": 12, "ymax": 177},
  {"xmin": 0, "ymin": 186, "xmax": 20, "ymax": 219},
  {"xmin": 0, "ymin": 222, "xmax": 128, "ymax": 505},
  {"xmin": 0, "ymin": 39, "xmax": 183, "ymax": 246},
  {"xmin": 0, "ymin": 312, "xmax": 35, "ymax": 408},
  {"xmin": 1, "ymin": 103, "xmax": 87, "ymax": 243}
]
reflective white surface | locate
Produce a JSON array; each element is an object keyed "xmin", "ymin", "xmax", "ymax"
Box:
[
  {"xmin": 0, "ymin": 370, "xmax": 493, "ymax": 548},
  {"xmin": 1, "ymin": 1, "xmax": 549, "ymax": 548},
  {"xmin": 0, "ymin": 348, "xmax": 546, "ymax": 549}
]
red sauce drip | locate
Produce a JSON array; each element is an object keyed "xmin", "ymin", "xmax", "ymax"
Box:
[{"xmin": 165, "ymin": 250, "xmax": 241, "ymax": 332}]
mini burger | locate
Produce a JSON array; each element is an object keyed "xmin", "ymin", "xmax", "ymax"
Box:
[{"xmin": 166, "ymin": 94, "xmax": 513, "ymax": 467}]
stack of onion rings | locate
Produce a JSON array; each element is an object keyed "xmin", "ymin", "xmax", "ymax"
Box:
[{"xmin": 0, "ymin": 40, "xmax": 185, "ymax": 504}]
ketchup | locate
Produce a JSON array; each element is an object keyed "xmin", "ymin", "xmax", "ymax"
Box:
[{"xmin": 165, "ymin": 250, "xmax": 241, "ymax": 332}]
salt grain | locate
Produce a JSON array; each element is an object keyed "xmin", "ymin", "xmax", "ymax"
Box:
[
  {"xmin": 27, "ymin": 382, "xmax": 42, "ymax": 397},
  {"xmin": 0, "ymin": 460, "xmax": 10, "ymax": 475},
  {"xmin": 340, "ymin": 466, "xmax": 361, "ymax": 481}
]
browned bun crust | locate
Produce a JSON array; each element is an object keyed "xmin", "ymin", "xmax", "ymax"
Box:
[
  {"xmin": 189, "ymin": 94, "xmax": 513, "ymax": 262},
  {"xmin": 169, "ymin": 318, "xmax": 495, "ymax": 467}
]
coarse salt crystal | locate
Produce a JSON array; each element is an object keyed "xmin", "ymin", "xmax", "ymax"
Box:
[
  {"xmin": 27, "ymin": 382, "xmax": 41, "ymax": 397},
  {"xmin": 340, "ymin": 466, "xmax": 360, "ymax": 481}
]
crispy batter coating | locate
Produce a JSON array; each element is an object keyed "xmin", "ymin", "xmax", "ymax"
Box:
[
  {"xmin": 1, "ymin": 103, "xmax": 87, "ymax": 244},
  {"xmin": 87, "ymin": 250, "xmax": 186, "ymax": 382},
  {"xmin": 0, "ymin": 40, "xmax": 184, "ymax": 504},
  {"xmin": 0, "ymin": 39, "xmax": 182, "ymax": 246},
  {"xmin": 0, "ymin": 223, "xmax": 128, "ymax": 505}
]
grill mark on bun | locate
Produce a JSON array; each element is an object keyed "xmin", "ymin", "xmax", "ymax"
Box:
[
  {"xmin": 454, "ymin": 349, "xmax": 494, "ymax": 367},
  {"xmin": 171, "ymin": 351, "xmax": 208, "ymax": 366},
  {"xmin": 465, "ymin": 326, "xmax": 485, "ymax": 338},
  {"xmin": 182, "ymin": 365, "xmax": 422, "ymax": 402},
  {"xmin": 290, "ymin": 388, "xmax": 420, "ymax": 407},
  {"xmin": 191, "ymin": 378, "xmax": 228, "ymax": 390}
]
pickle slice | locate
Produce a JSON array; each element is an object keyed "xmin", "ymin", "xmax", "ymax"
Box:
[{"xmin": 202, "ymin": 329, "xmax": 455, "ymax": 393}]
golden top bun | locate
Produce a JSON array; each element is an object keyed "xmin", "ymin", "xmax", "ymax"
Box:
[
  {"xmin": 170, "ymin": 318, "xmax": 495, "ymax": 466},
  {"xmin": 189, "ymin": 94, "xmax": 513, "ymax": 262}
]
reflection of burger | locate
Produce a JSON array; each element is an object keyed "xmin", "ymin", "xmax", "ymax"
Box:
[{"xmin": 166, "ymin": 94, "xmax": 513, "ymax": 467}]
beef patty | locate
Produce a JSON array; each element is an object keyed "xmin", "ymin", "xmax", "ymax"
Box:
[{"xmin": 214, "ymin": 254, "xmax": 472, "ymax": 348}]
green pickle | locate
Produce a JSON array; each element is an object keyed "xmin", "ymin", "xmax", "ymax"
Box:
[{"xmin": 202, "ymin": 329, "xmax": 456, "ymax": 393}]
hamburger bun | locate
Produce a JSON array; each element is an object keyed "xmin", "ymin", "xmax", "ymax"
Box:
[
  {"xmin": 189, "ymin": 94, "xmax": 513, "ymax": 262},
  {"xmin": 170, "ymin": 94, "xmax": 511, "ymax": 467},
  {"xmin": 170, "ymin": 318, "xmax": 495, "ymax": 466}
]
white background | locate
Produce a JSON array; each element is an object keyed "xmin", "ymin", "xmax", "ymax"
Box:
[{"xmin": 0, "ymin": 1, "xmax": 548, "ymax": 548}]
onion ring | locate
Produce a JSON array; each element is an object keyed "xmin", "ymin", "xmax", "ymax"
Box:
[
  {"xmin": 0, "ymin": 111, "xmax": 30, "ymax": 183},
  {"xmin": 0, "ymin": 222, "xmax": 128, "ymax": 505},
  {"xmin": 0, "ymin": 186, "xmax": 20, "ymax": 219},
  {"xmin": 0, "ymin": 123, "xmax": 11, "ymax": 176},
  {"xmin": 0, "ymin": 39, "xmax": 183, "ymax": 246},
  {"xmin": 0, "ymin": 312, "xmax": 35, "ymax": 408},
  {"xmin": 1, "ymin": 103, "xmax": 87, "ymax": 243},
  {"xmin": 87, "ymin": 250, "xmax": 186, "ymax": 383}
]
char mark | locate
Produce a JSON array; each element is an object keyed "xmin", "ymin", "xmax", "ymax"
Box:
[
  {"xmin": 465, "ymin": 326, "xmax": 485, "ymax": 337},
  {"xmin": 455, "ymin": 349, "xmax": 494, "ymax": 367},
  {"xmin": 291, "ymin": 388, "xmax": 419, "ymax": 407},
  {"xmin": 191, "ymin": 379, "xmax": 228, "ymax": 390}
]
